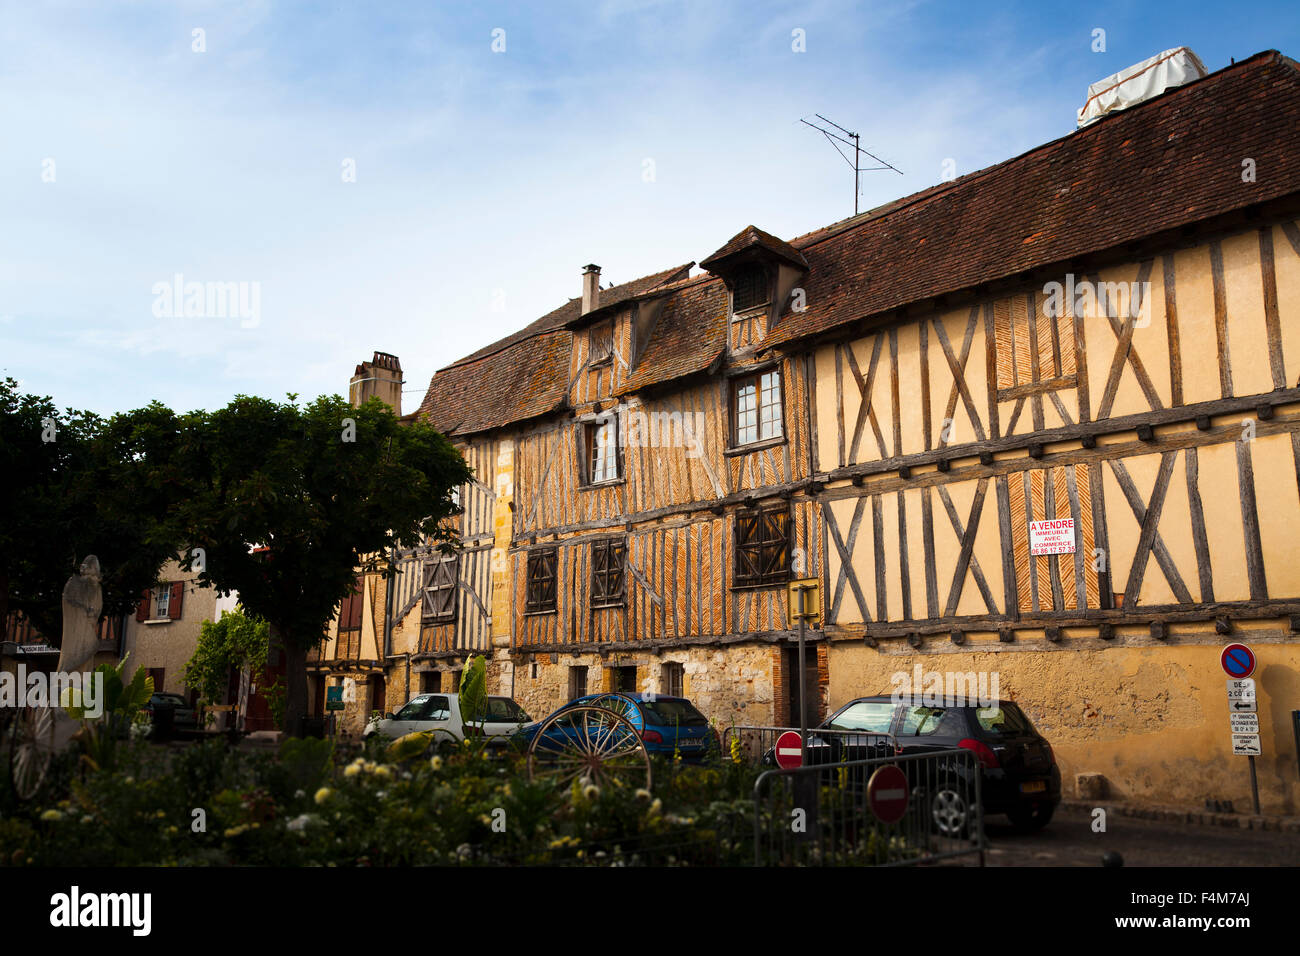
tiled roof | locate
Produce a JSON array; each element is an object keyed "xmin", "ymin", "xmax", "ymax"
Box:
[
  {"xmin": 417, "ymin": 264, "xmax": 692, "ymax": 434},
  {"xmin": 700, "ymin": 225, "xmax": 809, "ymax": 272},
  {"xmin": 620, "ymin": 276, "xmax": 729, "ymax": 395},
  {"xmin": 764, "ymin": 49, "xmax": 1300, "ymax": 348},
  {"xmin": 448, "ymin": 263, "xmax": 692, "ymax": 369},
  {"xmin": 417, "ymin": 50, "xmax": 1300, "ymax": 438}
]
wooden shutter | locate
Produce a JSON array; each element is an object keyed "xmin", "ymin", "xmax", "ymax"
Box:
[
  {"xmin": 136, "ymin": 589, "xmax": 152, "ymax": 622},
  {"xmin": 168, "ymin": 582, "xmax": 184, "ymax": 620},
  {"xmin": 348, "ymin": 575, "xmax": 364, "ymax": 630}
]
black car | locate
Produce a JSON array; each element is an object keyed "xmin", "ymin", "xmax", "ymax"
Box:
[{"xmin": 774, "ymin": 696, "xmax": 1060, "ymax": 834}]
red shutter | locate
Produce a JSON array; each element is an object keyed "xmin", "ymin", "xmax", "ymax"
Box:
[
  {"xmin": 136, "ymin": 589, "xmax": 151, "ymax": 622},
  {"xmin": 168, "ymin": 582, "xmax": 184, "ymax": 620},
  {"xmin": 348, "ymin": 575, "xmax": 364, "ymax": 630}
]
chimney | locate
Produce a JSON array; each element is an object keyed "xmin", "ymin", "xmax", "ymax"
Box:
[
  {"xmin": 582, "ymin": 264, "xmax": 601, "ymax": 315},
  {"xmin": 349, "ymin": 351, "xmax": 403, "ymax": 416}
]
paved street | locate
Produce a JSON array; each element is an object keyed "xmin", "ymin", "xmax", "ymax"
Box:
[{"xmin": 980, "ymin": 805, "xmax": 1300, "ymax": 866}]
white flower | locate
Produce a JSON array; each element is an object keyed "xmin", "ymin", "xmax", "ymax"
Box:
[{"xmin": 286, "ymin": 814, "xmax": 316, "ymax": 832}]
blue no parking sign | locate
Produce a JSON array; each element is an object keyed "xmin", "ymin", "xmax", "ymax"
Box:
[{"xmin": 1221, "ymin": 643, "xmax": 1256, "ymax": 679}]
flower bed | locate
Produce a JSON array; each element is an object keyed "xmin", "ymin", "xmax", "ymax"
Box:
[{"xmin": 0, "ymin": 737, "xmax": 766, "ymax": 867}]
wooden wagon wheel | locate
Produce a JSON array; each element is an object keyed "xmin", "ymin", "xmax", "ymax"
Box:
[
  {"xmin": 526, "ymin": 705, "xmax": 651, "ymax": 791},
  {"xmin": 8, "ymin": 707, "xmax": 57, "ymax": 802},
  {"xmin": 586, "ymin": 694, "xmax": 643, "ymax": 730}
]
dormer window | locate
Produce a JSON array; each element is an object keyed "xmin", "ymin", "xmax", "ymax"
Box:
[{"xmin": 731, "ymin": 265, "xmax": 769, "ymax": 312}]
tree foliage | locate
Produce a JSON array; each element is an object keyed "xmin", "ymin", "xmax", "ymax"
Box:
[
  {"xmin": 459, "ymin": 654, "xmax": 488, "ymax": 728},
  {"xmin": 172, "ymin": 393, "xmax": 470, "ymax": 734},
  {"xmin": 0, "ymin": 378, "xmax": 182, "ymax": 641},
  {"xmin": 184, "ymin": 607, "xmax": 271, "ymax": 706}
]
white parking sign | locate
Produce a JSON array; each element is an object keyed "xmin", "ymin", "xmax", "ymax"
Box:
[
  {"xmin": 1229, "ymin": 713, "xmax": 1259, "ymax": 734},
  {"xmin": 1231, "ymin": 734, "xmax": 1262, "ymax": 756},
  {"xmin": 1225, "ymin": 678, "xmax": 1256, "ymax": 703}
]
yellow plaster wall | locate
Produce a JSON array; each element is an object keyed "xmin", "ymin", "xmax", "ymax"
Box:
[{"xmin": 829, "ymin": 634, "xmax": 1300, "ymax": 814}]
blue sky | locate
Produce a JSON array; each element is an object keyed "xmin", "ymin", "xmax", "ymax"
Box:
[{"xmin": 3, "ymin": 0, "xmax": 1298, "ymax": 417}]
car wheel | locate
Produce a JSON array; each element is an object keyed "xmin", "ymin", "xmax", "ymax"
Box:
[
  {"xmin": 1007, "ymin": 802, "xmax": 1055, "ymax": 832},
  {"xmin": 930, "ymin": 786, "xmax": 971, "ymax": 838}
]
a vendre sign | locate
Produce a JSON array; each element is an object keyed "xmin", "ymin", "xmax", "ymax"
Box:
[{"xmin": 1029, "ymin": 518, "xmax": 1077, "ymax": 556}]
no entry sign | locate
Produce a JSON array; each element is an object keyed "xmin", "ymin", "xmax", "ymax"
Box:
[
  {"xmin": 1221, "ymin": 643, "xmax": 1256, "ymax": 679},
  {"xmin": 774, "ymin": 731, "xmax": 803, "ymax": 769},
  {"xmin": 867, "ymin": 765, "xmax": 910, "ymax": 824}
]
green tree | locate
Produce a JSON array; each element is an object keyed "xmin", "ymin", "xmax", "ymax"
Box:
[
  {"xmin": 184, "ymin": 607, "xmax": 270, "ymax": 706},
  {"xmin": 173, "ymin": 393, "xmax": 469, "ymax": 735},
  {"xmin": 0, "ymin": 378, "xmax": 182, "ymax": 641}
]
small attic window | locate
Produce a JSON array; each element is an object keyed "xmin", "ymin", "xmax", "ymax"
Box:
[
  {"xmin": 731, "ymin": 265, "xmax": 769, "ymax": 312},
  {"xmin": 589, "ymin": 319, "xmax": 614, "ymax": 364}
]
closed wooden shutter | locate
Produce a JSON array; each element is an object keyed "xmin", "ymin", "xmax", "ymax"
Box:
[
  {"xmin": 136, "ymin": 589, "xmax": 152, "ymax": 622},
  {"xmin": 347, "ymin": 575, "xmax": 364, "ymax": 630},
  {"xmin": 168, "ymin": 582, "xmax": 184, "ymax": 620}
]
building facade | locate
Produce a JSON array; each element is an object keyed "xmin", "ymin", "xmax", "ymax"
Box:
[{"xmin": 334, "ymin": 52, "xmax": 1300, "ymax": 812}]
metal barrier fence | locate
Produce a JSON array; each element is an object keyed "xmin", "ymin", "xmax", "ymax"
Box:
[
  {"xmin": 753, "ymin": 748, "xmax": 985, "ymax": 866},
  {"xmin": 722, "ymin": 724, "xmax": 897, "ymax": 765}
]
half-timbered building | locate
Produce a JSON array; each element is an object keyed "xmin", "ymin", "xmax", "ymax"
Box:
[{"xmin": 350, "ymin": 50, "xmax": 1300, "ymax": 810}]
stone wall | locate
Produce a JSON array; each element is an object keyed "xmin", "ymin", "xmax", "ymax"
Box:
[
  {"xmin": 827, "ymin": 623, "xmax": 1300, "ymax": 815},
  {"xmin": 493, "ymin": 641, "xmax": 779, "ymax": 729}
]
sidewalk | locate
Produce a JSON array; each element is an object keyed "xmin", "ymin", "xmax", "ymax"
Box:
[{"xmin": 1058, "ymin": 798, "xmax": 1300, "ymax": 833}]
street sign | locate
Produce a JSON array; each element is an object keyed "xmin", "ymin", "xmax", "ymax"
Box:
[
  {"xmin": 1230, "ymin": 713, "xmax": 1259, "ymax": 734},
  {"xmin": 1232, "ymin": 734, "xmax": 1262, "ymax": 756},
  {"xmin": 1226, "ymin": 678, "xmax": 1256, "ymax": 704},
  {"xmin": 867, "ymin": 765, "xmax": 910, "ymax": 824},
  {"xmin": 1230, "ymin": 696, "xmax": 1257, "ymax": 713},
  {"xmin": 1220, "ymin": 643, "xmax": 1256, "ymax": 679},
  {"xmin": 774, "ymin": 731, "xmax": 803, "ymax": 769},
  {"xmin": 787, "ymin": 578, "xmax": 821, "ymax": 623}
]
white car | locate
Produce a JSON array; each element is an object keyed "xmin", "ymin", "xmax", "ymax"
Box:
[{"xmin": 363, "ymin": 693, "xmax": 531, "ymax": 747}]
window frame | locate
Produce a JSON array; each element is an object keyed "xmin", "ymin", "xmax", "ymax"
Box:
[
  {"xmin": 733, "ymin": 505, "xmax": 792, "ymax": 589},
  {"xmin": 588, "ymin": 319, "xmax": 615, "ymax": 365},
  {"xmin": 421, "ymin": 553, "xmax": 460, "ymax": 625},
  {"xmin": 661, "ymin": 661, "xmax": 684, "ymax": 698},
  {"xmin": 730, "ymin": 264, "xmax": 771, "ymax": 313},
  {"xmin": 730, "ymin": 367, "xmax": 785, "ymax": 449},
  {"xmin": 153, "ymin": 586, "xmax": 170, "ymax": 620},
  {"xmin": 525, "ymin": 547, "xmax": 559, "ymax": 614},
  {"xmin": 582, "ymin": 413, "xmax": 623, "ymax": 486},
  {"xmin": 589, "ymin": 537, "xmax": 627, "ymax": 609}
]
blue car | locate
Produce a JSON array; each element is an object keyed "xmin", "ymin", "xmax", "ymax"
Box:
[{"xmin": 517, "ymin": 692, "xmax": 718, "ymax": 761}]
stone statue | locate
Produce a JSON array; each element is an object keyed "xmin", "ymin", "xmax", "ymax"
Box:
[{"xmin": 58, "ymin": 555, "xmax": 103, "ymax": 675}]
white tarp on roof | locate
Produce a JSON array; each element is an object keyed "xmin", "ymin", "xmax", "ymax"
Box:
[{"xmin": 1077, "ymin": 47, "xmax": 1208, "ymax": 127}]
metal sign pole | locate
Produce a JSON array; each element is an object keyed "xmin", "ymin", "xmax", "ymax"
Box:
[
  {"xmin": 797, "ymin": 587, "xmax": 808, "ymax": 767},
  {"xmin": 1249, "ymin": 755, "xmax": 1261, "ymax": 815}
]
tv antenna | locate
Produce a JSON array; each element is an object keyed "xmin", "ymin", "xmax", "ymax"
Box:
[{"xmin": 800, "ymin": 113, "xmax": 903, "ymax": 215}]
